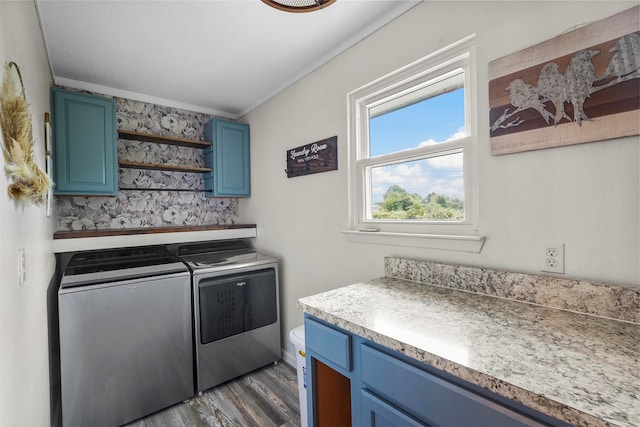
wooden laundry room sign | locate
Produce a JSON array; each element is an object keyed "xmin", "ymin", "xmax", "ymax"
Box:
[{"xmin": 286, "ymin": 136, "xmax": 337, "ymax": 178}]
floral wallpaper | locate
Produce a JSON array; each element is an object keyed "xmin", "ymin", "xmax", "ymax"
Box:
[{"xmin": 56, "ymin": 96, "xmax": 238, "ymax": 231}]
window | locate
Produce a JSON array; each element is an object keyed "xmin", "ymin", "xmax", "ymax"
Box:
[{"xmin": 346, "ymin": 35, "xmax": 483, "ymax": 251}]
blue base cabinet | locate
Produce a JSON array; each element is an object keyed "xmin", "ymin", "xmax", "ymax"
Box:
[
  {"xmin": 203, "ymin": 118, "xmax": 250, "ymax": 197},
  {"xmin": 51, "ymin": 87, "xmax": 118, "ymax": 196},
  {"xmin": 304, "ymin": 315, "xmax": 572, "ymax": 427}
]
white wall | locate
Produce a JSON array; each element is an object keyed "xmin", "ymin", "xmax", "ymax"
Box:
[
  {"xmin": 0, "ymin": 1, "xmax": 635, "ymax": 420},
  {"xmin": 239, "ymin": 1, "xmax": 640, "ymax": 358},
  {"xmin": 0, "ymin": 2, "xmax": 55, "ymax": 426}
]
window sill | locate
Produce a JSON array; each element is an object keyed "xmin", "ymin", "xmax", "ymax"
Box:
[{"xmin": 341, "ymin": 230, "xmax": 485, "ymax": 253}]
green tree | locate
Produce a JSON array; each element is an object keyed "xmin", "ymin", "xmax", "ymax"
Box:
[
  {"xmin": 377, "ymin": 185, "xmax": 419, "ymax": 211},
  {"xmin": 374, "ymin": 185, "xmax": 464, "ymax": 220}
]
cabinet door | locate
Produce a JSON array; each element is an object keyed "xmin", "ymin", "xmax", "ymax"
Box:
[
  {"xmin": 361, "ymin": 390, "xmax": 426, "ymax": 427},
  {"xmin": 51, "ymin": 88, "xmax": 118, "ymax": 195},
  {"xmin": 305, "ymin": 317, "xmax": 354, "ymax": 427},
  {"xmin": 204, "ymin": 118, "xmax": 250, "ymax": 197}
]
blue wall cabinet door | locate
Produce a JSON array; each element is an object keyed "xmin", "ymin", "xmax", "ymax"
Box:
[
  {"xmin": 203, "ymin": 118, "xmax": 250, "ymax": 197},
  {"xmin": 51, "ymin": 88, "xmax": 118, "ymax": 195}
]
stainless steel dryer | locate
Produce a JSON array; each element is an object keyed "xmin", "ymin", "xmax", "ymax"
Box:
[{"xmin": 175, "ymin": 240, "xmax": 281, "ymax": 393}]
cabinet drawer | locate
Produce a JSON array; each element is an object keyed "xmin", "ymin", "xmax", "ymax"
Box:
[
  {"xmin": 305, "ymin": 319, "xmax": 351, "ymax": 371},
  {"xmin": 361, "ymin": 390, "xmax": 425, "ymax": 427},
  {"xmin": 361, "ymin": 345, "xmax": 545, "ymax": 427}
]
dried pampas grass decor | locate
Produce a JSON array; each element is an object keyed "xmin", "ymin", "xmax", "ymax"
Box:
[{"xmin": 0, "ymin": 62, "xmax": 52, "ymax": 205}]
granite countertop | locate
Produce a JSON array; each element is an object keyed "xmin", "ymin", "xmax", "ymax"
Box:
[{"xmin": 298, "ymin": 275, "xmax": 639, "ymax": 427}]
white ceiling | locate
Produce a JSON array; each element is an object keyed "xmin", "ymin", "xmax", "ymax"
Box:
[{"xmin": 36, "ymin": 0, "xmax": 420, "ymax": 118}]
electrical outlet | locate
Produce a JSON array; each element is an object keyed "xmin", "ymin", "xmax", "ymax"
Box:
[
  {"xmin": 541, "ymin": 242, "xmax": 564, "ymax": 274},
  {"xmin": 18, "ymin": 248, "xmax": 26, "ymax": 285}
]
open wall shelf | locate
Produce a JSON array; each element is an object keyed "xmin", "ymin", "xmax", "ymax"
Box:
[
  {"xmin": 118, "ymin": 129, "xmax": 211, "ymax": 149},
  {"xmin": 118, "ymin": 129, "xmax": 213, "ymax": 193},
  {"xmin": 119, "ymin": 187, "xmax": 212, "ymax": 193},
  {"xmin": 119, "ymin": 161, "xmax": 212, "ymax": 173}
]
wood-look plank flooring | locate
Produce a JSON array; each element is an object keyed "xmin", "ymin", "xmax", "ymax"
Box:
[{"xmin": 126, "ymin": 362, "xmax": 301, "ymax": 427}]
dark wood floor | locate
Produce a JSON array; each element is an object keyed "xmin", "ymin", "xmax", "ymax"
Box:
[{"xmin": 126, "ymin": 361, "xmax": 301, "ymax": 427}]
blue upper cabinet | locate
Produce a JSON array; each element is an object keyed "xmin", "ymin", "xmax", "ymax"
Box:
[
  {"xmin": 51, "ymin": 87, "xmax": 118, "ymax": 196},
  {"xmin": 203, "ymin": 118, "xmax": 250, "ymax": 197}
]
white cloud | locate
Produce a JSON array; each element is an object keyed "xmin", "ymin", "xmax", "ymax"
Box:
[
  {"xmin": 418, "ymin": 138, "xmax": 438, "ymax": 147},
  {"xmin": 372, "ymin": 161, "xmax": 429, "ymax": 183},
  {"xmin": 428, "ymin": 177, "xmax": 464, "ymax": 200},
  {"xmin": 417, "ymin": 127, "xmax": 466, "ymax": 148},
  {"xmin": 428, "ymin": 152, "xmax": 463, "ymax": 169},
  {"xmin": 449, "ymin": 128, "xmax": 467, "ymax": 140},
  {"xmin": 370, "ymin": 156, "xmax": 464, "ymax": 203}
]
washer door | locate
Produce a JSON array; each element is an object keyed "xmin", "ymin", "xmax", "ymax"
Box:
[{"xmin": 199, "ymin": 268, "xmax": 277, "ymax": 344}]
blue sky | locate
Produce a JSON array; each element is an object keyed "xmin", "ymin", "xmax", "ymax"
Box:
[
  {"xmin": 368, "ymin": 88, "xmax": 465, "ymax": 205},
  {"xmin": 370, "ymin": 88, "xmax": 464, "ymax": 156}
]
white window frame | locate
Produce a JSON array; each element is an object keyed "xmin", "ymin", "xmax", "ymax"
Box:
[{"xmin": 344, "ymin": 35, "xmax": 484, "ymax": 252}]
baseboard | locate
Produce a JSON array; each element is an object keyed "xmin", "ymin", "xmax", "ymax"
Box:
[{"xmin": 281, "ymin": 346, "xmax": 296, "ymax": 367}]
